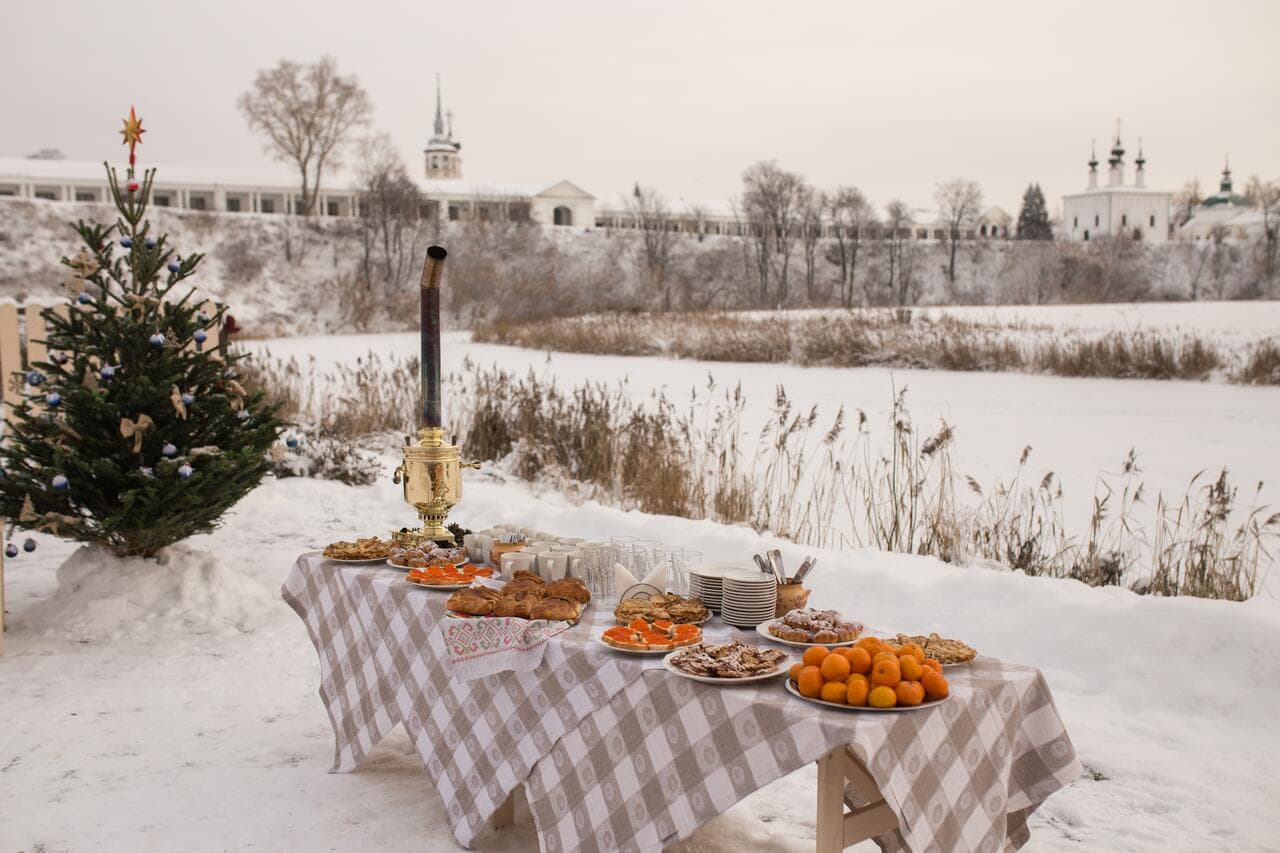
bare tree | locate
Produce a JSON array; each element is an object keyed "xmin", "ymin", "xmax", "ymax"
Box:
[
  {"xmin": 1244, "ymin": 175, "xmax": 1280, "ymax": 282},
  {"xmin": 826, "ymin": 186, "xmax": 875, "ymax": 307},
  {"xmin": 627, "ymin": 184, "xmax": 678, "ymax": 310},
  {"xmin": 239, "ymin": 56, "xmax": 372, "ymax": 216},
  {"xmin": 882, "ymin": 200, "xmax": 915, "ymax": 305},
  {"xmin": 935, "ymin": 179, "xmax": 983, "ymax": 289},
  {"xmin": 1208, "ymin": 223, "xmax": 1235, "ymax": 298},
  {"xmin": 798, "ymin": 186, "xmax": 825, "ymax": 302},
  {"xmin": 354, "ymin": 133, "xmax": 426, "ymax": 292},
  {"xmin": 741, "ymin": 160, "xmax": 807, "ymax": 307},
  {"xmin": 1171, "ymin": 179, "xmax": 1203, "ymax": 229}
]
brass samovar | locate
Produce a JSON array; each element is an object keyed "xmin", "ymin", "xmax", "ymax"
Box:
[{"xmin": 392, "ymin": 246, "xmax": 479, "ymax": 545}]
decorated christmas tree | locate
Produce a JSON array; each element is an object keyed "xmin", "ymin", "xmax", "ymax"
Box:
[{"xmin": 0, "ymin": 108, "xmax": 284, "ymax": 558}]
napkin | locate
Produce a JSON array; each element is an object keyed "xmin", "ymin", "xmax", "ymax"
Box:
[
  {"xmin": 614, "ymin": 561, "xmax": 668, "ymax": 599},
  {"xmin": 442, "ymin": 616, "xmax": 573, "ymax": 682}
]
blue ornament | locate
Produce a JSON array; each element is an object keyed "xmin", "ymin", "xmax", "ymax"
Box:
[
  {"xmin": 22, "ymin": 538, "xmax": 36, "ymax": 553},
  {"xmin": 4, "ymin": 544, "xmax": 16, "ymax": 559},
  {"xmin": 149, "ymin": 333, "xmax": 166, "ymax": 348},
  {"xmin": 120, "ymin": 237, "xmax": 133, "ymax": 248},
  {"xmin": 181, "ymin": 392, "xmax": 194, "ymax": 406},
  {"xmin": 167, "ymin": 260, "xmax": 182, "ymax": 274},
  {"xmin": 144, "ymin": 238, "xmax": 157, "ymax": 249},
  {"xmin": 286, "ymin": 436, "xmax": 299, "ymax": 449},
  {"xmin": 45, "ymin": 391, "xmax": 61, "ymax": 406},
  {"xmin": 0, "ymin": 467, "xmax": 6, "ymax": 478},
  {"xmin": 26, "ymin": 370, "xmax": 45, "ymax": 387},
  {"xmin": 177, "ymin": 464, "xmax": 194, "ymax": 480},
  {"xmin": 78, "ymin": 291, "xmax": 92, "ymax": 305},
  {"xmin": 100, "ymin": 365, "xmax": 115, "ymax": 380},
  {"xmin": 51, "ymin": 474, "xmax": 69, "ymax": 490},
  {"xmin": 197, "ymin": 311, "xmax": 210, "ymax": 324},
  {"xmin": 193, "ymin": 330, "xmax": 208, "ymax": 344},
  {"xmin": 50, "ymin": 351, "xmax": 68, "ymax": 365},
  {"xmin": 162, "ymin": 443, "xmax": 177, "ymax": 458}
]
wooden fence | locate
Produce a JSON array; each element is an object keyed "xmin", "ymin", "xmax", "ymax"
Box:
[{"xmin": 0, "ymin": 298, "xmax": 222, "ymax": 652}]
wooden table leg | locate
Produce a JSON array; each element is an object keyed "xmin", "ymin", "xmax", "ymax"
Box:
[
  {"xmin": 491, "ymin": 789, "xmax": 516, "ymax": 830},
  {"xmin": 815, "ymin": 745, "xmax": 899, "ymax": 851}
]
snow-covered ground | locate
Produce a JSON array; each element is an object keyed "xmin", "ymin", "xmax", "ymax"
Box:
[
  {"xmin": 248, "ymin": 331, "xmax": 1280, "ymax": 564},
  {"xmin": 3, "ymin": 467, "xmax": 1279, "ymax": 852}
]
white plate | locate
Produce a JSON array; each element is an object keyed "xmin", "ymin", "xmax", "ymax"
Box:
[
  {"xmin": 662, "ymin": 650, "xmax": 790, "ymax": 685},
  {"xmin": 755, "ymin": 620, "xmax": 860, "ymax": 648},
  {"xmin": 593, "ymin": 635, "xmax": 685, "ymax": 655},
  {"xmin": 689, "ymin": 563, "xmax": 750, "ymax": 579},
  {"xmin": 784, "ymin": 678, "xmax": 950, "ymax": 712},
  {"xmin": 323, "ymin": 556, "xmax": 391, "ymax": 564}
]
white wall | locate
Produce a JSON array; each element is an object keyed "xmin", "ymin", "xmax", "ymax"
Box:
[{"xmin": 1063, "ymin": 190, "xmax": 1170, "ymax": 243}]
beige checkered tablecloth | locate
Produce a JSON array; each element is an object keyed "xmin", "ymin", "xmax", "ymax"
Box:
[{"xmin": 283, "ymin": 552, "xmax": 1080, "ymax": 852}]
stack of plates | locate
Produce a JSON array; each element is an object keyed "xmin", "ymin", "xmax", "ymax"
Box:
[
  {"xmin": 687, "ymin": 563, "xmax": 740, "ymax": 612},
  {"xmin": 720, "ymin": 571, "xmax": 778, "ymax": 628}
]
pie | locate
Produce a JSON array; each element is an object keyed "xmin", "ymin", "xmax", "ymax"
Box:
[
  {"xmin": 895, "ymin": 633, "xmax": 976, "ymax": 665},
  {"xmin": 444, "ymin": 575, "xmax": 590, "ymax": 623},
  {"xmin": 667, "ymin": 641, "xmax": 786, "ymax": 679},
  {"xmin": 323, "ymin": 537, "xmax": 392, "ymax": 560}
]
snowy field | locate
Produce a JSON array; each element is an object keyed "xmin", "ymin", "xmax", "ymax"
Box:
[
  {"xmin": 248, "ymin": 331, "xmax": 1280, "ymax": 558},
  {"xmin": 4, "ymin": 326, "xmax": 1279, "ymax": 852},
  {"xmin": 3, "ymin": 467, "xmax": 1279, "ymax": 852}
]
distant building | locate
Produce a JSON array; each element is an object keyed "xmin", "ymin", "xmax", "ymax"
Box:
[
  {"xmin": 1061, "ymin": 125, "xmax": 1172, "ymax": 243},
  {"xmin": 1178, "ymin": 159, "xmax": 1268, "ymax": 241}
]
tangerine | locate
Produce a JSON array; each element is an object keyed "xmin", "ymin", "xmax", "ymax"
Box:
[
  {"xmin": 845, "ymin": 674, "xmax": 870, "ymax": 706},
  {"xmin": 820, "ymin": 682, "xmax": 848, "ymax": 704},
  {"xmin": 897, "ymin": 643, "xmax": 926, "ymax": 660},
  {"xmin": 820, "ymin": 653, "xmax": 851, "ymax": 682},
  {"xmin": 797, "ymin": 666, "xmax": 825, "ymax": 698},
  {"xmin": 872, "ymin": 651, "xmax": 899, "ymax": 668},
  {"xmin": 789, "ymin": 663, "xmax": 805, "ymax": 683},
  {"xmin": 868, "ymin": 685, "xmax": 897, "ymax": 708},
  {"xmin": 854, "ymin": 637, "xmax": 882, "ymax": 655},
  {"xmin": 832, "ymin": 647, "xmax": 858, "ymax": 663},
  {"xmin": 895, "ymin": 680, "xmax": 925, "ymax": 706},
  {"xmin": 898, "ymin": 655, "xmax": 924, "ymax": 682},
  {"xmin": 871, "ymin": 658, "xmax": 902, "ymax": 688},
  {"xmin": 802, "ymin": 646, "xmax": 831, "ymax": 668},
  {"xmin": 922, "ymin": 658, "xmax": 943, "ymax": 674},
  {"xmin": 845, "ymin": 646, "xmax": 873, "ymax": 674},
  {"xmin": 921, "ymin": 670, "xmax": 949, "ymax": 700}
]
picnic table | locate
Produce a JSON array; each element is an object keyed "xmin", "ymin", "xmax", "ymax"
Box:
[{"xmin": 283, "ymin": 552, "xmax": 1081, "ymax": 852}]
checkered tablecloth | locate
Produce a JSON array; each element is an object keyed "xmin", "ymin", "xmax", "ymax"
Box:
[{"xmin": 283, "ymin": 552, "xmax": 1080, "ymax": 852}]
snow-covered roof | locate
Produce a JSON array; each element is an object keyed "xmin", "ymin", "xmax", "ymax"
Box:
[{"xmin": 595, "ymin": 193, "xmax": 738, "ymax": 219}]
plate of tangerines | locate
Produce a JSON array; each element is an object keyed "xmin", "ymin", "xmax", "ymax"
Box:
[{"xmin": 784, "ymin": 636, "xmax": 951, "ymax": 711}]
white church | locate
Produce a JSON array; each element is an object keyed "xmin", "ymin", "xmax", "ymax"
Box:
[{"xmin": 1061, "ymin": 125, "xmax": 1172, "ymax": 243}]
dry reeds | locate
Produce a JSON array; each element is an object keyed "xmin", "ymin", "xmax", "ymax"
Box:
[
  {"xmin": 474, "ymin": 310, "xmax": 1276, "ymax": 385},
  {"xmin": 243, "ymin": 349, "xmax": 1276, "ymax": 600}
]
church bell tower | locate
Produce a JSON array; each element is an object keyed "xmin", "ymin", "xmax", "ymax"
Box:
[{"xmin": 424, "ymin": 74, "xmax": 462, "ymax": 180}]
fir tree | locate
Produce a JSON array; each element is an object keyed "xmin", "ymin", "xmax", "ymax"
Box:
[
  {"xmin": 0, "ymin": 109, "xmax": 284, "ymax": 558},
  {"xmin": 1016, "ymin": 183, "xmax": 1053, "ymax": 240}
]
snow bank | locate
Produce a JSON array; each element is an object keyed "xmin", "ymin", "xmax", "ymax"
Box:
[{"xmin": 16, "ymin": 542, "xmax": 276, "ymax": 640}]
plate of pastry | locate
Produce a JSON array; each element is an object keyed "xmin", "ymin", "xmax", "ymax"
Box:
[
  {"xmin": 893, "ymin": 633, "xmax": 978, "ymax": 666},
  {"xmin": 445, "ymin": 572, "xmax": 592, "ymax": 623},
  {"xmin": 756, "ymin": 608, "xmax": 863, "ymax": 648},
  {"xmin": 613, "ymin": 593, "xmax": 710, "ymax": 626},
  {"xmin": 662, "ymin": 641, "xmax": 789, "ymax": 684},
  {"xmin": 597, "ymin": 619, "xmax": 703, "ymax": 653},
  {"xmin": 323, "ymin": 537, "xmax": 393, "ymax": 562},
  {"xmin": 388, "ymin": 543, "xmax": 469, "ymax": 570},
  {"xmin": 405, "ymin": 563, "xmax": 496, "ymax": 588}
]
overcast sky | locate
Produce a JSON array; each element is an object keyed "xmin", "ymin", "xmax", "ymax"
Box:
[{"xmin": 4, "ymin": 0, "xmax": 1278, "ymax": 214}]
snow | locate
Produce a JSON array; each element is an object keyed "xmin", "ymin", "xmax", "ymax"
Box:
[
  {"xmin": 4, "ymin": 469, "xmax": 1280, "ymax": 852},
  {"xmin": 4, "ymin": 325, "xmax": 1280, "ymax": 851}
]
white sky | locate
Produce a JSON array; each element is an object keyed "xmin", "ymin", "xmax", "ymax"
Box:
[{"xmin": 3, "ymin": 0, "xmax": 1278, "ymax": 214}]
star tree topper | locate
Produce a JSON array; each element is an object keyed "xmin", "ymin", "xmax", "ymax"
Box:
[{"xmin": 119, "ymin": 106, "xmax": 145, "ymax": 166}]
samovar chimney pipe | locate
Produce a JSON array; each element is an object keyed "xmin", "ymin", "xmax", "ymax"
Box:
[{"xmin": 419, "ymin": 245, "xmax": 448, "ymax": 428}]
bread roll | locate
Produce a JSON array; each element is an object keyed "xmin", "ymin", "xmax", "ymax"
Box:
[
  {"xmin": 493, "ymin": 595, "xmax": 535, "ymax": 618},
  {"xmin": 529, "ymin": 596, "xmax": 580, "ymax": 622},
  {"xmin": 545, "ymin": 579, "xmax": 591, "ymax": 604},
  {"xmin": 511, "ymin": 569, "xmax": 545, "ymax": 586},
  {"xmin": 447, "ymin": 589, "xmax": 496, "ymax": 616}
]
